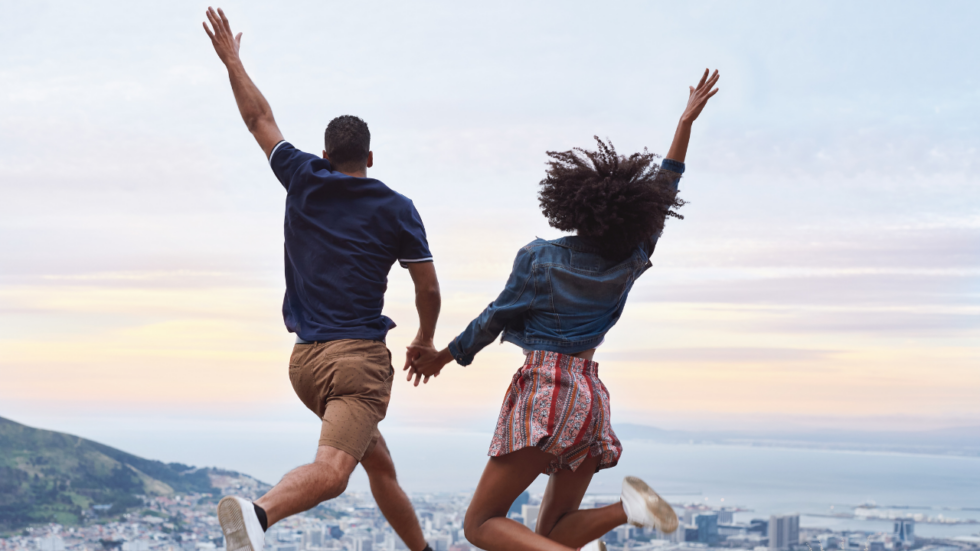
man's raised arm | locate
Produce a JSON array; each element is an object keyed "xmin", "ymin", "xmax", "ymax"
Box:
[{"xmin": 203, "ymin": 7, "xmax": 283, "ymax": 159}]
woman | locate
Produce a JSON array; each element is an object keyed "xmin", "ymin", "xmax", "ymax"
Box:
[{"xmin": 408, "ymin": 69, "xmax": 720, "ymax": 551}]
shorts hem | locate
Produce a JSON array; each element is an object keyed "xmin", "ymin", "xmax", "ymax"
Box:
[
  {"xmin": 318, "ymin": 438, "xmax": 367, "ymax": 462},
  {"xmin": 488, "ymin": 442, "xmax": 620, "ymax": 475}
]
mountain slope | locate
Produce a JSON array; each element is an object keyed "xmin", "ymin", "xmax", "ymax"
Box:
[{"xmin": 0, "ymin": 415, "xmax": 218, "ymax": 530}]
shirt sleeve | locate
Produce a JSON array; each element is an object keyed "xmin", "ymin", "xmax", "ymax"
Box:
[
  {"xmin": 397, "ymin": 201, "xmax": 434, "ymax": 268},
  {"xmin": 447, "ymin": 247, "xmax": 535, "ymax": 366},
  {"xmin": 268, "ymin": 141, "xmax": 322, "ymax": 192},
  {"xmin": 639, "ymin": 158, "xmax": 686, "ymax": 258}
]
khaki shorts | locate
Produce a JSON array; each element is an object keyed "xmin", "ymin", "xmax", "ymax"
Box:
[{"xmin": 288, "ymin": 339, "xmax": 394, "ymax": 461}]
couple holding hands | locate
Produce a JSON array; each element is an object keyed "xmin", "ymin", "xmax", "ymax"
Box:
[{"xmin": 203, "ymin": 7, "xmax": 719, "ymax": 551}]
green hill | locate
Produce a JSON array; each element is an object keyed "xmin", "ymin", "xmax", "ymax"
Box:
[{"xmin": 0, "ymin": 415, "xmax": 219, "ymax": 531}]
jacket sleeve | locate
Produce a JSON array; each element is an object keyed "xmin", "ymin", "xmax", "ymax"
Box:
[
  {"xmin": 640, "ymin": 158, "xmax": 685, "ymax": 258},
  {"xmin": 448, "ymin": 247, "xmax": 536, "ymax": 366}
]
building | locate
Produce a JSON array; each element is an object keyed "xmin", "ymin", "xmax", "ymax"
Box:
[
  {"xmin": 768, "ymin": 515, "xmax": 799, "ymax": 551},
  {"xmin": 304, "ymin": 529, "xmax": 324, "ymax": 548},
  {"xmin": 815, "ymin": 534, "xmax": 842, "ymax": 550},
  {"xmin": 521, "ymin": 505, "xmax": 540, "ymax": 532},
  {"xmin": 429, "ymin": 535, "xmax": 452, "ymax": 551},
  {"xmin": 652, "ymin": 524, "xmax": 686, "ymax": 544},
  {"xmin": 894, "ymin": 519, "xmax": 915, "ymax": 545},
  {"xmin": 696, "ymin": 513, "xmax": 720, "ymax": 545},
  {"xmin": 614, "ymin": 526, "xmax": 632, "ymax": 544},
  {"xmin": 749, "ymin": 519, "xmax": 769, "ymax": 535},
  {"xmin": 509, "ymin": 492, "xmax": 530, "ymax": 515},
  {"xmin": 37, "ymin": 537, "xmax": 66, "ymax": 551}
]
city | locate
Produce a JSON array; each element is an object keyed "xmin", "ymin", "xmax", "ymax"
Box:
[{"xmin": 2, "ymin": 487, "xmax": 977, "ymax": 551}]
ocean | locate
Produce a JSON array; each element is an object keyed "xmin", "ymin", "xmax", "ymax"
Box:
[
  {"xmin": 44, "ymin": 417, "xmax": 980, "ymax": 538},
  {"xmin": 347, "ymin": 430, "xmax": 980, "ymax": 538}
]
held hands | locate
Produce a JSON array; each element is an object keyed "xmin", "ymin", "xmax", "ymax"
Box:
[
  {"xmin": 403, "ymin": 338, "xmax": 453, "ymax": 387},
  {"xmin": 680, "ymin": 68, "xmax": 720, "ymax": 125},
  {"xmin": 203, "ymin": 7, "xmax": 242, "ymax": 66}
]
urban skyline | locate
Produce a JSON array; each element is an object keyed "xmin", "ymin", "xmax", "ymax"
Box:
[{"xmin": 3, "ymin": 489, "xmax": 973, "ymax": 551}]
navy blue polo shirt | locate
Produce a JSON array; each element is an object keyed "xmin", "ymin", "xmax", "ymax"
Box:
[{"xmin": 269, "ymin": 141, "xmax": 433, "ymax": 342}]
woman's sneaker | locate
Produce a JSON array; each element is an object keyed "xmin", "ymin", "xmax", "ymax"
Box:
[
  {"xmin": 620, "ymin": 476, "xmax": 678, "ymax": 533},
  {"xmin": 217, "ymin": 496, "xmax": 266, "ymax": 551}
]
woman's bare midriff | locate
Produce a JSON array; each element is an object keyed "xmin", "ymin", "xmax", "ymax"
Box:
[{"xmin": 570, "ymin": 348, "xmax": 597, "ymax": 361}]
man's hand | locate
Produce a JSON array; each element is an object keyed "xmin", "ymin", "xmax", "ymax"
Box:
[
  {"xmin": 201, "ymin": 6, "xmax": 283, "ymax": 159},
  {"xmin": 680, "ymin": 68, "xmax": 720, "ymax": 125},
  {"xmin": 203, "ymin": 7, "xmax": 242, "ymax": 66},
  {"xmin": 403, "ymin": 333, "xmax": 438, "ymax": 383},
  {"xmin": 404, "ymin": 346, "xmax": 453, "ymax": 387}
]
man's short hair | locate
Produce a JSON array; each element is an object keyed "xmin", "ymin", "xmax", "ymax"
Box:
[{"xmin": 324, "ymin": 115, "xmax": 370, "ymax": 170}]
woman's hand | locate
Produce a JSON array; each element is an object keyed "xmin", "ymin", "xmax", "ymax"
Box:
[
  {"xmin": 404, "ymin": 347, "xmax": 453, "ymax": 387},
  {"xmin": 680, "ymin": 68, "xmax": 720, "ymax": 125},
  {"xmin": 665, "ymin": 68, "xmax": 720, "ymax": 164}
]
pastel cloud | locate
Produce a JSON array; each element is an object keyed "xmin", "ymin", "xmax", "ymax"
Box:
[{"xmin": 1, "ymin": 0, "xmax": 978, "ymax": 438}]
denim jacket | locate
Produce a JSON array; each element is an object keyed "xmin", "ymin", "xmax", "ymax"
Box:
[{"xmin": 447, "ymin": 159, "xmax": 685, "ymax": 366}]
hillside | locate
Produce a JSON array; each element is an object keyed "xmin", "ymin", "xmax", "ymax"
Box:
[{"xmin": 0, "ymin": 415, "xmax": 262, "ymax": 531}]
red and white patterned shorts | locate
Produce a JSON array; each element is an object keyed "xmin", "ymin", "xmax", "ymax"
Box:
[{"xmin": 489, "ymin": 350, "xmax": 622, "ymax": 474}]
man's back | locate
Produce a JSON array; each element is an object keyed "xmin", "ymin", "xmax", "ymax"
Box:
[
  {"xmin": 270, "ymin": 141, "xmax": 432, "ymax": 342},
  {"xmin": 206, "ymin": 11, "xmax": 440, "ymax": 550}
]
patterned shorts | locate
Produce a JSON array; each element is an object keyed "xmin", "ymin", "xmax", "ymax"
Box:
[{"xmin": 489, "ymin": 350, "xmax": 622, "ymax": 474}]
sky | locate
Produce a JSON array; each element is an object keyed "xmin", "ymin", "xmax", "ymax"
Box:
[{"xmin": 1, "ymin": 0, "xmax": 978, "ymax": 485}]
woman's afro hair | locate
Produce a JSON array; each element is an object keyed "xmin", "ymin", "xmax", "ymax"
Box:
[{"xmin": 538, "ymin": 137, "xmax": 686, "ymax": 260}]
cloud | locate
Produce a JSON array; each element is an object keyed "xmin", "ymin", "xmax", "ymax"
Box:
[
  {"xmin": 635, "ymin": 273, "xmax": 980, "ymax": 309},
  {"xmin": 602, "ymin": 347, "xmax": 838, "ymax": 364},
  {"xmin": 2, "ymin": 0, "xmax": 980, "ymax": 438}
]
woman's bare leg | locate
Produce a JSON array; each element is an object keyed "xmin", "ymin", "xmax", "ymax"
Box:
[
  {"xmin": 463, "ymin": 448, "xmax": 573, "ymax": 551},
  {"xmin": 534, "ymin": 454, "xmax": 628, "ymax": 547},
  {"xmin": 463, "ymin": 448, "xmax": 627, "ymax": 551}
]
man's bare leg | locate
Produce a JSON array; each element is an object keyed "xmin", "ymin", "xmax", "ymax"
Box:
[
  {"xmin": 255, "ymin": 445, "xmax": 359, "ymax": 526},
  {"xmin": 361, "ymin": 434, "xmax": 428, "ymax": 551}
]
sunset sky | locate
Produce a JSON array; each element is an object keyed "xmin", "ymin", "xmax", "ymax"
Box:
[{"xmin": 1, "ymin": 0, "xmax": 978, "ymax": 484}]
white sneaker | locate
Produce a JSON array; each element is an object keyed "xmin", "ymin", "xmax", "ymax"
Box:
[
  {"xmin": 621, "ymin": 476, "xmax": 679, "ymax": 533},
  {"xmin": 218, "ymin": 496, "xmax": 266, "ymax": 551},
  {"xmin": 581, "ymin": 540, "xmax": 607, "ymax": 551}
]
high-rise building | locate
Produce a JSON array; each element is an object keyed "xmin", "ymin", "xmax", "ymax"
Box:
[
  {"xmin": 522, "ymin": 505, "xmax": 541, "ymax": 532},
  {"xmin": 509, "ymin": 491, "xmax": 531, "ymax": 515},
  {"xmin": 768, "ymin": 514, "xmax": 800, "ymax": 551},
  {"xmin": 681, "ymin": 508, "xmax": 699, "ymax": 525},
  {"xmin": 695, "ymin": 513, "xmax": 719, "ymax": 544},
  {"xmin": 894, "ymin": 519, "xmax": 915, "ymax": 545}
]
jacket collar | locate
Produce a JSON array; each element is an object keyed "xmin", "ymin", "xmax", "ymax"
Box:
[{"xmin": 549, "ymin": 235, "xmax": 604, "ymax": 254}]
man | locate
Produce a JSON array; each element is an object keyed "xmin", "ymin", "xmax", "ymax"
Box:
[{"xmin": 203, "ymin": 8, "xmax": 441, "ymax": 551}]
